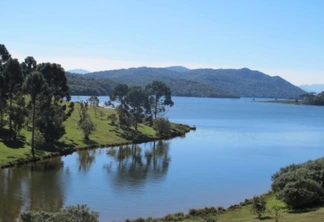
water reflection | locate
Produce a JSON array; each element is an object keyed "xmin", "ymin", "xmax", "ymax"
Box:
[
  {"xmin": 77, "ymin": 149, "xmax": 96, "ymax": 172},
  {"xmin": 105, "ymin": 141, "xmax": 170, "ymax": 188},
  {"xmin": 0, "ymin": 158, "xmax": 67, "ymax": 221}
]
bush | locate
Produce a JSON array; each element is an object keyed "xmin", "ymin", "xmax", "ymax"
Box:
[
  {"xmin": 272, "ymin": 158, "xmax": 324, "ymax": 209},
  {"xmin": 250, "ymin": 196, "xmax": 267, "ymax": 219},
  {"xmin": 153, "ymin": 118, "xmax": 171, "ymax": 136},
  {"xmin": 20, "ymin": 204, "xmax": 99, "ymax": 222},
  {"xmin": 279, "ymin": 179, "xmax": 324, "ymax": 209}
]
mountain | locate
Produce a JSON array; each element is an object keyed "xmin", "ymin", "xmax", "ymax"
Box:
[
  {"xmin": 83, "ymin": 67, "xmax": 305, "ymax": 98},
  {"xmin": 164, "ymin": 66, "xmax": 190, "ymax": 72},
  {"xmin": 67, "ymin": 69, "xmax": 90, "ymax": 74},
  {"xmin": 299, "ymin": 84, "xmax": 324, "ymax": 94}
]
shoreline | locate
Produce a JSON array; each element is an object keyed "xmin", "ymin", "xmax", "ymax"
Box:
[{"xmin": 0, "ymin": 124, "xmax": 194, "ymax": 169}]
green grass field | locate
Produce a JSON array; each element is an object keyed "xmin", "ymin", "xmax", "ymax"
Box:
[
  {"xmin": 131, "ymin": 193, "xmax": 324, "ymax": 222},
  {"xmin": 0, "ymin": 103, "xmax": 190, "ymax": 166}
]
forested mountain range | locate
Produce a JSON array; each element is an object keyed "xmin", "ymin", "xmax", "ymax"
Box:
[{"xmin": 67, "ymin": 67, "xmax": 305, "ymax": 98}]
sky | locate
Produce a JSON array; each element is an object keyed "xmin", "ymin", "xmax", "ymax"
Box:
[{"xmin": 1, "ymin": 0, "xmax": 324, "ymax": 85}]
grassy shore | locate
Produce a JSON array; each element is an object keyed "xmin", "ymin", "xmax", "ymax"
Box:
[
  {"xmin": 129, "ymin": 193, "xmax": 324, "ymax": 222},
  {"xmin": 0, "ymin": 103, "xmax": 191, "ymax": 167}
]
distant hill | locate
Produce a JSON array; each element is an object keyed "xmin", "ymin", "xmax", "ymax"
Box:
[
  {"xmin": 164, "ymin": 66, "xmax": 190, "ymax": 72},
  {"xmin": 83, "ymin": 67, "xmax": 305, "ymax": 98},
  {"xmin": 66, "ymin": 73, "xmax": 117, "ymax": 96},
  {"xmin": 67, "ymin": 69, "xmax": 90, "ymax": 74},
  {"xmin": 299, "ymin": 84, "xmax": 324, "ymax": 94}
]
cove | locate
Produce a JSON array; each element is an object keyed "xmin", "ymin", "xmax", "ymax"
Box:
[{"xmin": 1, "ymin": 96, "xmax": 324, "ymax": 221}]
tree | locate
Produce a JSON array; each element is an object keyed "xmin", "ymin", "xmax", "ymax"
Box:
[
  {"xmin": 109, "ymin": 84, "xmax": 130, "ymax": 128},
  {"xmin": 0, "ymin": 44, "xmax": 11, "ymax": 128},
  {"xmin": 145, "ymin": 81, "xmax": 174, "ymax": 119},
  {"xmin": 23, "ymin": 71, "xmax": 47, "ymax": 159},
  {"xmin": 78, "ymin": 102, "xmax": 95, "ymax": 140},
  {"xmin": 88, "ymin": 96, "xmax": 99, "ymax": 117},
  {"xmin": 153, "ymin": 117, "xmax": 171, "ymax": 136},
  {"xmin": 3, "ymin": 58, "xmax": 23, "ymax": 134},
  {"xmin": 21, "ymin": 56, "xmax": 37, "ymax": 78},
  {"xmin": 127, "ymin": 86, "xmax": 148, "ymax": 131},
  {"xmin": 250, "ymin": 196, "xmax": 267, "ymax": 219},
  {"xmin": 35, "ymin": 63, "xmax": 73, "ymax": 146},
  {"xmin": 9, "ymin": 92, "xmax": 27, "ymax": 140}
]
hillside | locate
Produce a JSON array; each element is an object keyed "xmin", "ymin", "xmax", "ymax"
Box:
[
  {"xmin": 71, "ymin": 67, "xmax": 236, "ymax": 97},
  {"xmin": 83, "ymin": 67, "xmax": 305, "ymax": 98},
  {"xmin": 66, "ymin": 73, "xmax": 117, "ymax": 96}
]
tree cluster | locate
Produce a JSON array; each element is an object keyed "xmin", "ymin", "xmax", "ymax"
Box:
[
  {"xmin": 300, "ymin": 92, "xmax": 324, "ymax": 105},
  {"xmin": 272, "ymin": 157, "xmax": 324, "ymax": 209},
  {"xmin": 108, "ymin": 81, "xmax": 173, "ymax": 132},
  {"xmin": 0, "ymin": 44, "xmax": 74, "ymax": 158}
]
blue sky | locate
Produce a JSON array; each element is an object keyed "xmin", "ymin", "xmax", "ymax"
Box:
[{"xmin": 1, "ymin": 0, "xmax": 324, "ymax": 85}]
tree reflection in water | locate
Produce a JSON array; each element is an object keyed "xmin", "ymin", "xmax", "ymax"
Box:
[
  {"xmin": 0, "ymin": 158, "xmax": 67, "ymax": 221},
  {"xmin": 77, "ymin": 149, "xmax": 96, "ymax": 172},
  {"xmin": 105, "ymin": 140, "xmax": 170, "ymax": 188}
]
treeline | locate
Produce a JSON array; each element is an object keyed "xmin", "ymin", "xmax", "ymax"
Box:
[
  {"xmin": 300, "ymin": 92, "xmax": 324, "ymax": 105},
  {"xmin": 0, "ymin": 44, "xmax": 74, "ymax": 158}
]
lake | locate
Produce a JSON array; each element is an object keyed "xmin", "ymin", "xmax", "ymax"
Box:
[{"xmin": 1, "ymin": 96, "xmax": 324, "ymax": 221}]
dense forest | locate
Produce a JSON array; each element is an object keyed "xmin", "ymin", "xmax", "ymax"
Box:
[
  {"xmin": 70, "ymin": 66, "xmax": 305, "ymax": 98},
  {"xmin": 67, "ymin": 73, "xmax": 117, "ymax": 96}
]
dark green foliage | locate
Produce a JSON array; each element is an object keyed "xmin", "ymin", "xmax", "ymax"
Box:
[
  {"xmin": 300, "ymin": 92, "xmax": 324, "ymax": 106},
  {"xmin": 272, "ymin": 157, "xmax": 324, "ymax": 209},
  {"xmin": 67, "ymin": 72, "xmax": 116, "ymax": 95},
  {"xmin": 250, "ymin": 196, "xmax": 267, "ymax": 219},
  {"xmin": 32, "ymin": 63, "xmax": 73, "ymax": 147},
  {"xmin": 280, "ymin": 179, "xmax": 324, "ymax": 209},
  {"xmin": 21, "ymin": 56, "xmax": 37, "ymax": 78},
  {"xmin": 23, "ymin": 71, "xmax": 47, "ymax": 158},
  {"xmin": 20, "ymin": 204, "xmax": 99, "ymax": 222},
  {"xmin": 3, "ymin": 58, "xmax": 23, "ymax": 133},
  {"xmin": 153, "ymin": 118, "xmax": 171, "ymax": 136},
  {"xmin": 9, "ymin": 92, "xmax": 27, "ymax": 140}
]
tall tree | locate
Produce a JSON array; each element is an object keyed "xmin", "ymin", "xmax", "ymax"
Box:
[
  {"xmin": 21, "ymin": 56, "xmax": 37, "ymax": 78},
  {"xmin": 145, "ymin": 81, "xmax": 174, "ymax": 119},
  {"xmin": 23, "ymin": 71, "xmax": 47, "ymax": 159},
  {"xmin": 3, "ymin": 58, "xmax": 23, "ymax": 134},
  {"xmin": 78, "ymin": 102, "xmax": 95, "ymax": 140},
  {"xmin": 88, "ymin": 96, "xmax": 99, "ymax": 117},
  {"xmin": 0, "ymin": 44, "xmax": 11, "ymax": 128},
  {"xmin": 109, "ymin": 84, "xmax": 130, "ymax": 128},
  {"xmin": 127, "ymin": 86, "xmax": 148, "ymax": 131},
  {"xmin": 35, "ymin": 63, "xmax": 73, "ymax": 146},
  {"xmin": 9, "ymin": 92, "xmax": 27, "ymax": 140}
]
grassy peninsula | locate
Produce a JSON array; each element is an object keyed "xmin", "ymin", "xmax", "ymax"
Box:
[{"xmin": 0, "ymin": 102, "xmax": 191, "ymax": 167}]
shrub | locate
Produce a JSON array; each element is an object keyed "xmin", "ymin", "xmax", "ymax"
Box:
[
  {"xmin": 279, "ymin": 179, "xmax": 324, "ymax": 209},
  {"xmin": 20, "ymin": 204, "xmax": 99, "ymax": 222},
  {"xmin": 153, "ymin": 118, "xmax": 171, "ymax": 136},
  {"xmin": 272, "ymin": 158, "xmax": 324, "ymax": 209},
  {"xmin": 250, "ymin": 196, "xmax": 267, "ymax": 219}
]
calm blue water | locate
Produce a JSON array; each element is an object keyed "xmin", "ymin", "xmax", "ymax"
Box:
[{"xmin": 1, "ymin": 97, "xmax": 324, "ymax": 221}]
